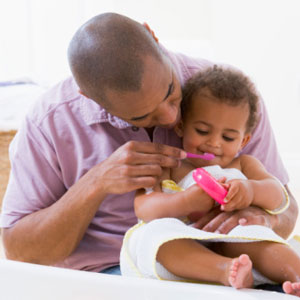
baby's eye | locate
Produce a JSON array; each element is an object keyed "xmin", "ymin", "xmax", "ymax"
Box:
[
  {"xmin": 223, "ymin": 136, "xmax": 234, "ymax": 142},
  {"xmin": 195, "ymin": 129, "xmax": 208, "ymax": 135}
]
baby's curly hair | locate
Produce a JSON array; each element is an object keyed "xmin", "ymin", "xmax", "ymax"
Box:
[{"xmin": 181, "ymin": 65, "xmax": 259, "ymax": 133}]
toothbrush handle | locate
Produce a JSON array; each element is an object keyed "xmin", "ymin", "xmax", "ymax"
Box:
[
  {"xmin": 192, "ymin": 168, "xmax": 228, "ymax": 205},
  {"xmin": 186, "ymin": 153, "xmax": 201, "ymax": 158}
]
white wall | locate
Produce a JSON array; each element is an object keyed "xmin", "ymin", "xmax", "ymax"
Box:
[
  {"xmin": 210, "ymin": 0, "xmax": 300, "ymax": 155},
  {"xmin": 1, "ymin": 0, "xmax": 299, "ymax": 191},
  {"xmin": 208, "ymin": 0, "xmax": 300, "ymax": 194},
  {"xmin": 0, "ymin": 0, "xmax": 212, "ymax": 84}
]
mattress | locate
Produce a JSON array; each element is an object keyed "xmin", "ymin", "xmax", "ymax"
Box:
[{"xmin": 0, "ymin": 259, "xmax": 295, "ymax": 300}]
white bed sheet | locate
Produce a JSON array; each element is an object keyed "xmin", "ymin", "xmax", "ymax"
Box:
[
  {"xmin": 0, "ymin": 259, "xmax": 295, "ymax": 300},
  {"xmin": 0, "ymin": 83, "xmax": 45, "ymax": 131}
]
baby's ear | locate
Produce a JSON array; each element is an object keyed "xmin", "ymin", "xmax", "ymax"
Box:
[
  {"xmin": 174, "ymin": 120, "xmax": 184, "ymax": 137},
  {"xmin": 240, "ymin": 133, "xmax": 251, "ymax": 150}
]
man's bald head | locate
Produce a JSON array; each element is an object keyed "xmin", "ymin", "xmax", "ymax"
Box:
[{"xmin": 68, "ymin": 13, "xmax": 163, "ymax": 107}]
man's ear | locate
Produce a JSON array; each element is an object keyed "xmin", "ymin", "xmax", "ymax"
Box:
[
  {"xmin": 174, "ymin": 120, "xmax": 184, "ymax": 137},
  {"xmin": 78, "ymin": 89, "xmax": 86, "ymax": 96},
  {"xmin": 240, "ymin": 133, "xmax": 251, "ymax": 150},
  {"xmin": 142, "ymin": 22, "xmax": 159, "ymax": 43}
]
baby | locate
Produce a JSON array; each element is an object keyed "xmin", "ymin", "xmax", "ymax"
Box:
[{"xmin": 121, "ymin": 66, "xmax": 300, "ymax": 297}]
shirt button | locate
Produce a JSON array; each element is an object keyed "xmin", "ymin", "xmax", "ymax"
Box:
[{"xmin": 132, "ymin": 126, "xmax": 139, "ymax": 132}]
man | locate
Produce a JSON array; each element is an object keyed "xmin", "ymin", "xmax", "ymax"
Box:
[{"xmin": 1, "ymin": 13, "xmax": 297, "ymax": 277}]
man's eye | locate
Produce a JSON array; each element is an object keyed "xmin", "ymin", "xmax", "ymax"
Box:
[
  {"xmin": 170, "ymin": 84, "xmax": 175, "ymax": 94},
  {"xmin": 195, "ymin": 129, "xmax": 208, "ymax": 135},
  {"xmin": 223, "ymin": 136, "xmax": 234, "ymax": 142}
]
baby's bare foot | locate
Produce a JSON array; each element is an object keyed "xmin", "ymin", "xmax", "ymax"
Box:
[
  {"xmin": 283, "ymin": 281, "xmax": 300, "ymax": 297},
  {"xmin": 228, "ymin": 254, "xmax": 253, "ymax": 289}
]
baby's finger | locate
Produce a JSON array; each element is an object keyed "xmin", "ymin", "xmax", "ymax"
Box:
[
  {"xmin": 223, "ymin": 195, "xmax": 243, "ymax": 211},
  {"xmin": 223, "ymin": 195, "xmax": 231, "ymax": 203},
  {"xmin": 221, "ymin": 183, "xmax": 230, "ymax": 190},
  {"xmin": 225, "ymin": 185, "xmax": 238, "ymax": 200},
  {"xmin": 217, "ymin": 177, "xmax": 227, "ymax": 184},
  {"xmin": 221, "ymin": 202, "xmax": 236, "ymax": 211}
]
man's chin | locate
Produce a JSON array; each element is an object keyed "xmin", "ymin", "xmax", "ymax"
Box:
[{"xmin": 157, "ymin": 125, "xmax": 174, "ymax": 129}]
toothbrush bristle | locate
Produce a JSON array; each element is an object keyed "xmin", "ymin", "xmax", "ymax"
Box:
[{"xmin": 203, "ymin": 153, "xmax": 215, "ymax": 160}]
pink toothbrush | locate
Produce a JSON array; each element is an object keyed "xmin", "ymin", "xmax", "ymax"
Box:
[
  {"xmin": 192, "ymin": 168, "xmax": 228, "ymax": 205},
  {"xmin": 186, "ymin": 152, "xmax": 215, "ymax": 161}
]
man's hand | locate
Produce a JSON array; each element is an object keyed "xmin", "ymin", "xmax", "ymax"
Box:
[
  {"xmin": 90, "ymin": 141, "xmax": 185, "ymax": 195},
  {"xmin": 193, "ymin": 206, "xmax": 278, "ymax": 234}
]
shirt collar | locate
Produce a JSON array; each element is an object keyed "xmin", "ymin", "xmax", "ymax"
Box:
[
  {"xmin": 73, "ymin": 75, "xmax": 131, "ymax": 129},
  {"xmin": 79, "ymin": 96, "xmax": 132, "ymax": 129}
]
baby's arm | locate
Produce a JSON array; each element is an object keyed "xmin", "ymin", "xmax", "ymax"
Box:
[
  {"xmin": 222, "ymin": 155, "xmax": 286, "ymax": 212},
  {"xmin": 134, "ymin": 169, "xmax": 214, "ymax": 222}
]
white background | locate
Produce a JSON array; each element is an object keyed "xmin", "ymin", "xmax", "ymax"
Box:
[{"xmin": 0, "ymin": 0, "xmax": 299, "ymax": 199}]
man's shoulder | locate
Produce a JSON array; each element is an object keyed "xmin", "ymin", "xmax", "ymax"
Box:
[
  {"xmin": 161, "ymin": 45, "xmax": 214, "ymax": 84},
  {"xmin": 24, "ymin": 76, "xmax": 131, "ymax": 134},
  {"xmin": 27, "ymin": 77, "xmax": 82, "ymax": 126}
]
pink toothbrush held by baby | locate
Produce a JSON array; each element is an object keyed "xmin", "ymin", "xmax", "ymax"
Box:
[
  {"xmin": 184, "ymin": 152, "xmax": 228, "ymax": 205},
  {"xmin": 186, "ymin": 152, "xmax": 228, "ymax": 205},
  {"xmin": 192, "ymin": 168, "xmax": 228, "ymax": 205}
]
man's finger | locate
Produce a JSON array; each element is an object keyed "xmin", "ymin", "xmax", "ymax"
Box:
[
  {"xmin": 239, "ymin": 215, "xmax": 271, "ymax": 228},
  {"xmin": 121, "ymin": 164, "xmax": 163, "ymax": 177},
  {"xmin": 192, "ymin": 207, "xmax": 221, "ymax": 229},
  {"xmin": 214, "ymin": 214, "xmax": 240, "ymax": 234},
  {"xmin": 126, "ymin": 176, "xmax": 159, "ymax": 191},
  {"xmin": 129, "ymin": 152, "xmax": 181, "ymax": 168},
  {"xmin": 125, "ymin": 141, "xmax": 185, "ymax": 159},
  {"xmin": 202, "ymin": 211, "xmax": 233, "ymax": 232}
]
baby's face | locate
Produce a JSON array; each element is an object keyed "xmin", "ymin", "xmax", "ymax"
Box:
[{"xmin": 177, "ymin": 94, "xmax": 251, "ymax": 168}]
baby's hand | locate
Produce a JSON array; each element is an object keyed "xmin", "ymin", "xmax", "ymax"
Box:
[
  {"xmin": 221, "ymin": 179, "xmax": 254, "ymax": 211},
  {"xmin": 185, "ymin": 184, "xmax": 215, "ymax": 214}
]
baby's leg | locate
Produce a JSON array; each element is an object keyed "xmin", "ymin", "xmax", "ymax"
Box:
[
  {"xmin": 157, "ymin": 239, "xmax": 253, "ymax": 288},
  {"xmin": 218, "ymin": 241, "xmax": 300, "ymax": 296}
]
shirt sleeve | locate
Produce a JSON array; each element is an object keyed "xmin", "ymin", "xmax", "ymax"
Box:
[
  {"xmin": 0, "ymin": 117, "xmax": 67, "ymax": 228},
  {"xmin": 240, "ymin": 97, "xmax": 289, "ymax": 185}
]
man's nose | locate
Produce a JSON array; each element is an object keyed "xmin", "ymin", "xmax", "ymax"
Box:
[{"xmin": 157, "ymin": 104, "xmax": 178, "ymax": 126}]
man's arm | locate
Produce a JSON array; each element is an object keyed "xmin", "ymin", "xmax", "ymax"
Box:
[
  {"xmin": 2, "ymin": 141, "xmax": 185, "ymax": 265},
  {"xmin": 2, "ymin": 169, "xmax": 107, "ymax": 265},
  {"xmin": 272, "ymin": 185, "xmax": 298, "ymax": 238}
]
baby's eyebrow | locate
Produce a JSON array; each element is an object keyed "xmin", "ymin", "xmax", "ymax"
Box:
[
  {"xmin": 224, "ymin": 128, "xmax": 240, "ymax": 134},
  {"xmin": 194, "ymin": 121, "xmax": 241, "ymax": 134}
]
